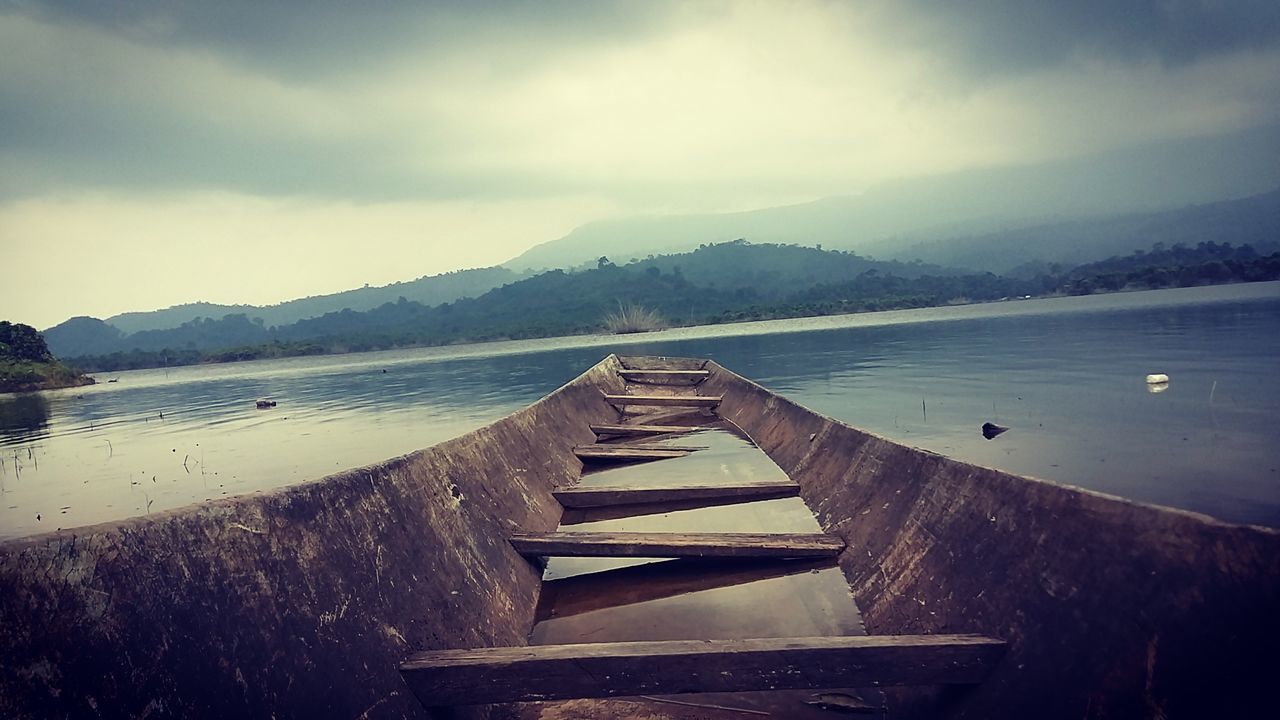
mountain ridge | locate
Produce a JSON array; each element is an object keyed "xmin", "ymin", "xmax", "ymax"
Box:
[
  {"xmin": 43, "ymin": 239, "xmax": 1280, "ymax": 369},
  {"xmin": 505, "ymin": 124, "xmax": 1280, "ymax": 270},
  {"xmin": 98, "ymin": 266, "xmax": 524, "ymax": 335},
  {"xmin": 869, "ymin": 187, "xmax": 1280, "ymax": 273}
]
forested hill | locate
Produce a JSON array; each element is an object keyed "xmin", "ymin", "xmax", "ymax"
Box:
[
  {"xmin": 46, "ymin": 240, "xmax": 1280, "ymax": 372},
  {"xmin": 102, "ymin": 266, "xmax": 522, "ymax": 335},
  {"xmin": 0, "ymin": 322, "xmax": 94, "ymax": 393}
]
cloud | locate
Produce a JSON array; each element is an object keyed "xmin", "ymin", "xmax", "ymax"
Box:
[
  {"xmin": 887, "ymin": 0, "xmax": 1280, "ymax": 77},
  {"xmin": 19, "ymin": 1, "xmax": 669, "ymax": 79},
  {"xmin": 4, "ymin": 1, "xmax": 1279, "ymax": 207},
  {"xmin": 2, "ymin": 0, "xmax": 1280, "ymax": 328},
  {"xmin": 0, "ymin": 12, "xmax": 467, "ymax": 200}
]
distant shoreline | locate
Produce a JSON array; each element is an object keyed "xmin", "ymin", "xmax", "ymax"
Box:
[
  {"xmin": 64, "ymin": 278, "xmax": 1280, "ymax": 376},
  {"xmin": 49, "ymin": 241, "xmax": 1280, "ymax": 373},
  {"xmin": 0, "ymin": 364, "xmax": 96, "ymax": 395}
]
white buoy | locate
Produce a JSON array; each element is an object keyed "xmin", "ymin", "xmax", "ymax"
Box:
[{"xmin": 1145, "ymin": 373, "xmax": 1169, "ymax": 385}]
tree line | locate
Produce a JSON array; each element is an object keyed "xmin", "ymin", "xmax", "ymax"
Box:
[{"xmin": 54, "ymin": 240, "xmax": 1280, "ymax": 372}]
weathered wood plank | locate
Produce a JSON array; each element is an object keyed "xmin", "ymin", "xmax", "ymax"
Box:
[
  {"xmin": 534, "ymin": 558, "xmax": 835, "ymax": 621},
  {"xmin": 509, "ymin": 532, "xmax": 845, "ymax": 558},
  {"xmin": 623, "ymin": 407, "xmax": 716, "ymax": 426},
  {"xmin": 616, "ymin": 371, "xmax": 711, "ymax": 384},
  {"xmin": 590, "ymin": 423, "xmax": 705, "ymax": 437},
  {"xmin": 619, "ymin": 369, "xmax": 710, "ymax": 379},
  {"xmin": 609, "ymin": 443, "xmax": 710, "ymax": 451},
  {"xmin": 573, "ymin": 446, "xmax": 696, "ymax": 461},
  {"xmin": 602, "ymin": 393, "xmax": 722, "ymax": 408},
  {"xmin": 553, "ymin": 481, "xmax": 800, "ymax": 509},
  {"xmin": 617, "ymin": 356, "xmax": 707, "ymax": 371},
  {"xmin": 400, "ymin": 634, "xmax": 1007, "ymax": 705}
]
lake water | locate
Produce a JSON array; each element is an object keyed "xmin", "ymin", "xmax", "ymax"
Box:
[{"xmin": 2, "ymin": 282, "xmax": 1278, "ymax": 539}]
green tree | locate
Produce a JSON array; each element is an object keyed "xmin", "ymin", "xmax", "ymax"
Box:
[{"xmin": 0, "ymin": 322, "xmax": 54, "ymax": 363}]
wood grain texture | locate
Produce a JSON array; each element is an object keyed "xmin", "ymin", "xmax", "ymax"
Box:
[
  {"xmin": 573, "ymin": 446, "xmax": 696, "ymax": 461},
  {"xmin": 509, "ymin": 532, "xmax": 845, "ymax": 558},
  {"xmin": 401, "ymin": 634, "xmax": 1006, "ymax": 705},
  {"xmin": 602, "ymin": 393, "xmax": 722, "ymax": 407},
  {"xmin": 619, "ymin": 369, "xmax": 710, "ymax": 377},
  {"xmin": 589, "ymin": 423, "xmax": 705, "ymax": 436},
  {"xmin": 553, "ymin": 481, "xmax": 800, "ymax": 508}
]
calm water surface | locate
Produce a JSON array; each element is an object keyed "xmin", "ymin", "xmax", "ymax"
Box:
[
  {"xmin": 2, "ymin": 282, "xmax": 1278, "ymax": 539},
  {"xmin": 531, "ymin": 425, "xmax": 870, "ymax": 718}
]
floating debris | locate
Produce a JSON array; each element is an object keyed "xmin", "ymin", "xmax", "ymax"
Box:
[
  {"xmin": 1146, "ymin": 373, "xmax": 1170, "ymax": 384},
  {"xmin": 982, "ymin": 422, "xmax": 1009, "ymax": 440},
  {"xmin": 255, "ymin": 398, "xmax": 277, "ymax": 409}
]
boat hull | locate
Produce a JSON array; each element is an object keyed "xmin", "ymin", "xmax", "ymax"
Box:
[
  {"xmin": 700, "ymin": 358, "xmax": 1280, "ymax": 719},
  {"xmin": 0, "ymin": 354, "xmax": 1276, "ymax": 719},
  {"xmin": 0, "ymin": 357, "xmax": 630, "ymax": 719}
]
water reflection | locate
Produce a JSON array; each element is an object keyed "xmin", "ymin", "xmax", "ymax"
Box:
[
  {"xmin": 0, "ymin": 394, "xmax": 50, "ymax": 439},
  {"xmin": 531, "ymin": 426, "xmax": 872, "ymax": 719}
]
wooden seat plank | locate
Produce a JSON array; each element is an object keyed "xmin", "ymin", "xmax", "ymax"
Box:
[
  {"xmin": 401, "ymin": 634, "xmax": 1007, "ymax": 705},
  {"xmin": 573, "ymin": 446, "xmax": 698, "ymax": 461},
  {"xmin": 602, "ymin": 393, "xmax": 722, "ymax": 408},
  {"xmin": 554, "ymin": 481, "xmax": 800, "ymax": 509},
  {"xmin": 590, "ymin": 423, "xmax": 704, "ymax": 437},
  {"xmin": 619, "ymin": 369, "xmax": 710, "ymax": 381},
  {"xmin": 509, "ymin": 531, "xmax": 844, "ymax": 558}
]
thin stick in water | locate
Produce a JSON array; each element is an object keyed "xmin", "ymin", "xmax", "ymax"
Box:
[{"xmin": 636, "ymin": 696, "xmax": 769, "ymax": 717}]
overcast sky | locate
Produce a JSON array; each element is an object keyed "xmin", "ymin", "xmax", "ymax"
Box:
[{"xmin": 3, "ymin": 0, "xmax": 1279, "ymax": 328}]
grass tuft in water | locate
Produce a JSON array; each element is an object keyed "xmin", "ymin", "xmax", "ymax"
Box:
[{"xmin": 603, "ymin": 303, "xmax": 666, "ymax": 334}]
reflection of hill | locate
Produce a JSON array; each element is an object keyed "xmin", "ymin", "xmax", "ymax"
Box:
[{"xmin": 0, "ymin": 393, "xmax": 50, "ymax": 441}]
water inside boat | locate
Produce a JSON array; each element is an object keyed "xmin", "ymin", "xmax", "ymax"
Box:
[{"xmin": 525, "ymin": 398, "xmax": 879, "ymax": 716}]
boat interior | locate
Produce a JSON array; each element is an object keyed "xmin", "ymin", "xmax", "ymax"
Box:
[{"xmin": 1, "ymin": 354, "xmax": 1276, "ymax": 720}]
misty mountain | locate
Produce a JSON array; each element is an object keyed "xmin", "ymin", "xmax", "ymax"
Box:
[
  {"xmin": 870, "ymin": 187, "xmax": 1280, "ymax": 274},
  {"xmin": 41, "ymin": 317, "xmax": 124, "ymax": 359},
  {"xmin": 624, "ymin": 239, "xmax": 948, "ymax": 286},
  {"xmin": 51, "ymin": 243, "xmax": 949, "ymax": 359},
  {"xmin": 102, "ymin": 266, "xmax": 524, "ymax": 334},
  {"xmin": 505, "ymin": 124, "xmax": 1280, "ymax": 271},
  {"xmin": 53, "ymin": 240, "xmax": 1280, "ymax": 370}
]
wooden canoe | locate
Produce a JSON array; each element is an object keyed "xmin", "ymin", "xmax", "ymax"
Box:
[{"xmin": 0, "ymin": 353, "xmax": 1275, "ymax": 719}]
